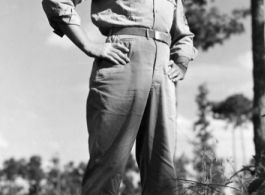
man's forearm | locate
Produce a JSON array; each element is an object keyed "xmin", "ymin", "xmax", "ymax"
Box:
[
  {"xmin": 58, "ymin": 24, "xmax": 95, "ymax": 57},
  {"xmin": 57, "ymin": 24, "xmax": 130, "ymax": 65}
]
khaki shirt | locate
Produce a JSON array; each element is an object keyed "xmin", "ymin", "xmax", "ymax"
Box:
[{"xmin": 42, "ymin": 0, "xmax": 197, "ymax": 61}]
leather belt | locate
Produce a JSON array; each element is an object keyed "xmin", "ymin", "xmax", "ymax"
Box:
[{"xmin": 110, "ymin": 27, "xmax": 171, "ymax": 46}]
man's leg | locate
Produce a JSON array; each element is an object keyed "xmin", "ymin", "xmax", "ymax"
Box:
[
  {"xmin": 136, "ymin": 40, "xmax": 178, "ymax": 195},
  {"xmin": 82, "ymin": 35, "xmax": 157, "ymax": 195}
]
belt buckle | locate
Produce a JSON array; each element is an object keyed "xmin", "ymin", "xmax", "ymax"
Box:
[
  {"xmin": 154, "ymin": 30, "xmax": 170, "ymax": 45},
  {"xmin": 154, "ymin": 30, "xmax": 161, "ymax": 41}
]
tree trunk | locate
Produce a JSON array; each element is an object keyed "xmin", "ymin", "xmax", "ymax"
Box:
[
  {"xmin": 240, "ymin": 127, "xmax": 246, "ymax": 165},
  {"xmin": 251, "ymin": 0, "xmax": 265, "ymax": 164},
  {"xmin": 232, "ymin": 128, "xmax": 237, "ymax": 170}
]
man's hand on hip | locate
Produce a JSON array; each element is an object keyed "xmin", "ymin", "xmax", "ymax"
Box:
[
  {"xmin": 168, "ymin": 56, "xmax": 189, "ymax": 82},
  {"xmin": 89, "ymin": 42, "xmax": 130, "ymax": 65},
  {"xmin": 58, "ymin": 24, "xmax": 130, "ymax": 65}
]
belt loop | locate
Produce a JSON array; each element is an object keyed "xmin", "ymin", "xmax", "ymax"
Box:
[{"xmin": 146, "ymin": 29, "xmax": 149, "ymax": 40}]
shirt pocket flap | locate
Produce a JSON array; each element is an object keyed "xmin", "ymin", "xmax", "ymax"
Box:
[{"xmin": 166, "ymin": 0, "xmax": 177, "ymax": 7}]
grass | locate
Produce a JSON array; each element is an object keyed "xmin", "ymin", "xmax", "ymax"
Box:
[{"xmin": 172, "ymin": 149, "xmax": 265, "ymax": 195}]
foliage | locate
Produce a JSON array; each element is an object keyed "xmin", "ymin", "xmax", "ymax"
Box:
[
  {"xmin": 0, "ymin": 155, "xmax": 86, "ymax": 195},
  {"xmin": 191, "ymin": 84, "xmax": 226, "ymax": 194},
  {"xmin": 184, "ymin": 0, "xmax": 249, "ymax": 50},
  {"xmin": 236, "ymin": 151, "xmax": 265, "ymax": 195},
  {"xmin": 224, "ymin": 151, "xmax": 265, "ymax": 195},
  {"xmin": 194, "ymin": 84, "xmax": 212, "ymax": 145},
  {"xmin": 184, "ymin": 0, "xmax": 264, "ymax": 168},
  {"xmin": 193, "ymin": 87, "xmax": 265, "ymax": 195},
  {"xmin": 182, "ymin": 85, "xmax": 259, "ymax": 195},
  {"xmin": 120, "ymin": 155, "xmax": 141, "ymax": 195},
  {"xmin": 0, "ymin": 87, "xmax": 260, "ymax": 195},
  {"xmin": 0, "ymin": 154, "xmax": 141, "ymax": 195},
  {"xmin": 211, "ymin": 94, "xmax": 252, "ymax": 127}
]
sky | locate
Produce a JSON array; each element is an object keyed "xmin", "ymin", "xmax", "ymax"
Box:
[{"xmin": 0, "ymin": 0, "xmax": 254, "ymax": 170}]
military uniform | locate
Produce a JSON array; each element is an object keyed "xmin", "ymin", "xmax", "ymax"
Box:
[{"xmin": 42, "ymin": 0, "xmax": 197, "ymax": 194}]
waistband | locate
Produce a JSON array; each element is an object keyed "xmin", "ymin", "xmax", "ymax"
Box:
[{"xmin": 110, "ymin": 27, "xmax": 171, "ymax": 46}]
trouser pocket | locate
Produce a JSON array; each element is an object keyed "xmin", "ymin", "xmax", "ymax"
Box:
[{"xmin": 95, "ymin": 35, "xmax": 135, "ymax": 81}]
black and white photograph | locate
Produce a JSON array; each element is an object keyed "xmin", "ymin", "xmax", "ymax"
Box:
[{"xmin": 0, "ymin": 0, "xmax": 264, "ymax": 194}]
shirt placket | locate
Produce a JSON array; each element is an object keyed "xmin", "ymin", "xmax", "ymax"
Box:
[{"xmin": 152, "ymin": 0, "xmax": 157, "ymax": 29}]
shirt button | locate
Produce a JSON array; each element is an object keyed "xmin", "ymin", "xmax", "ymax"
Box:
[{"xmin": 156, "ymin": 10, "xmax": 158, "ymax": 13}]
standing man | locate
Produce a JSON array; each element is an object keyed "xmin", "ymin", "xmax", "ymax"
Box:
[{"xmin": 42, "ymin": 0, "xmax": 197, "ymax": 194}]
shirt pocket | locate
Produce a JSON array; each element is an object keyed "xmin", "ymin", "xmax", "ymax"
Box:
[{"xmin": 160, "ymin": 0, "xmax": 176, "ymax": 25}]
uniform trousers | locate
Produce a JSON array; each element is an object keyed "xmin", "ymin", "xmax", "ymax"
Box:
[{"xmin": 82, "ymin": 34, "xmax": 178, "ymax": 195}]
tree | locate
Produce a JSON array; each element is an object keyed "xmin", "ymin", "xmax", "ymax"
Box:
[
  {"xmin": 60, "ymin": 161, "xmax": 86, "ymax": 195},
  {"xmin": 184, "ymin": 0, "xmax": 265, "ymax": 166},
  {"xmin": 185, "ymin": 0, "xmax": 247, "ymax": 50},
  {"xmin": 44, "ymin": 156, "xmax": 86, "ymax": 195},
  {"xmin": 45, "ymin": 156, "xmax": 62, "ymax": 195},
  {"xmin": 182, "ymin": 2, "xmax": 249, "ymax": 173},
  {"xmin": 211, "ymin": 94, "xmax": 252, "ymax": 168},
  {"xmin": 0, "ymin": 158, "xmax": 27, "ymax": 195},
  {"xmin": 251, "ymin": 0, "xmax": 265, "ymax": 165},
  {"xmin": 120, "ymin": 154, "xmax": 141, "ymax": 195},
  {"xmin": 174, "ymin": 155, "xmax": 189, "ymax": 195},
  {"xmin": 192, "ymin": 84, "xmax": 224, "ymax": 194},
  {"xmin": 27, "ymin": 156, "xmax": 45, "ymax": 195}
]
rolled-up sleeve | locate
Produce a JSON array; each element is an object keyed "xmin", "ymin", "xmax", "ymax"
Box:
[
  {"xmin": 42, "ymin": 0, "xmax": 85, "ymax": 37},
  {"xmin": 170, "ymin": 0, "xmax": 197, "ymax": 61}
]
